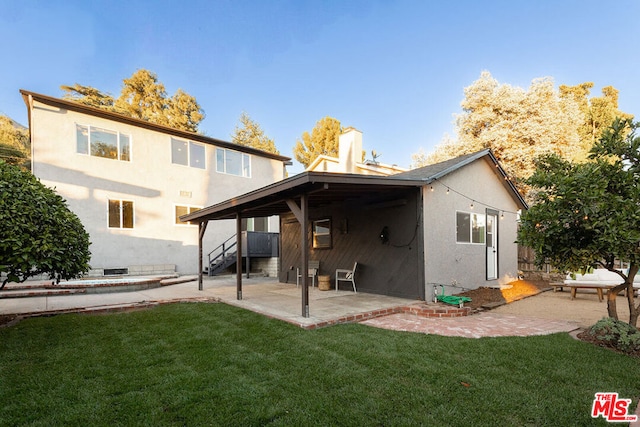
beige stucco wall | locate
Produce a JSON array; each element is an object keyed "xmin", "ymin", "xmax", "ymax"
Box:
[
  {"xmin": 422, "ymin": 158, "xmax": 521, "ymax": 301},
  {"xmin": 29, "ymin": 100, "xmax": 285, "ymax": 275}
]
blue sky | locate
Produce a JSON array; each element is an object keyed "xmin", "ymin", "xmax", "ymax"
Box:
[{"xmin": 2, "ymin": 0, "xmax": 639, "ymax": 174}]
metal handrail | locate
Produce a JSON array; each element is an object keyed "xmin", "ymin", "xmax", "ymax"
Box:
[{"xmin": 207, "ymin": 234, "xmax": 238, "ymax": 274}]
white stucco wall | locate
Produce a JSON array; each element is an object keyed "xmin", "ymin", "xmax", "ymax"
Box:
[
  {"xmin": 422, "ymin": 158, "xmax": 521, "ymax": 301},
  {"xmin": 29, "ymin": 100, "xmax": 285, "ymax": 275}
]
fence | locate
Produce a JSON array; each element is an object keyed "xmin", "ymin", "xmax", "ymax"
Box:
[{"xmin": 518, "ymin": 245, "xmax": 550, "ymax": 273}]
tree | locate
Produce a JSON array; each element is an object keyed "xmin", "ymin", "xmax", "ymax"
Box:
[
  {"xmin": 412, "ymin": 72, "xmax": 632, "ymax": 199},
  {"xmin": 293, "ymin": 117, "xmax": 342, "ymax": 168},
  {"xmin": 231, "ymin": 112, "xmax": 279, "ymax": 154},
  {"xmin": 0, "ymin": 161, "xmax": 91, "ymax": 288},
  {"xmin": 559, "ymin": 83, "xmax": 633, "ymax": 158},
  {"xmin": 518, "ymin": 118, "xmax": 640, "ymax": 326},
  {"xmin": 60, "ymin": 84, "xmax": 116, "ymax": 109},
  {"xmin": 61, "ymin": 69, "xmax": 205, "ymax": 132},
  {"xmin": 0, "ymin": 115, "xmax": 29, "ymax": 168}
]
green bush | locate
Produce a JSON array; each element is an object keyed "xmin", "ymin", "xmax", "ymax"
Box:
[
  {"xmin": 586, "ymin": 317, "xmax": 640, "ymax": 353},
  {"xmin": 0, "ymin": 161, "xmax": 90, "ymax": 287}
]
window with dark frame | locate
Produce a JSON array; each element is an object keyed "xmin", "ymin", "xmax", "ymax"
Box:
[{"xmin": 313, "ymin": 219, "xmax": 331, "ymax": 249}]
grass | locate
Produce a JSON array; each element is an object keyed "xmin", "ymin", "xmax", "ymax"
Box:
[{"xmin": 1, "ymin": 303, "xmax": 639, "ymax": 426}]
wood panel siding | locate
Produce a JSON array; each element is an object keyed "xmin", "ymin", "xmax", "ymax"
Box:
[{"xmin": 280, "ymin": 188, "xmax": 424, "ymax": 299}]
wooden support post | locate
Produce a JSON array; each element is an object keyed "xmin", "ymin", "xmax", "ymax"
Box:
[
  {"xmin": 236, "ymin": 213, "xmax": 243, "ymax": 300},
  {"xmin": 300, "ymin": 194, "xmax": 309, "ymax": 318},
  {"xmin": 198, "ymin": 221, "xmax": 208, "ymax": 291}
]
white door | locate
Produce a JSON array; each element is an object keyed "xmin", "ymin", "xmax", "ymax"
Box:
[{"xmin": 486, "ymin": 212, "xmax": 498, "ymax": 280}]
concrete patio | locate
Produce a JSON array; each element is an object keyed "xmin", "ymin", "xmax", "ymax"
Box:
[
  {"xmin": 196, "ymin": 275, "xmax": 419, "ymax": 328},
  {"xmin": 0, "ymin": 275, "xmax": 419, "ymax": 329}
]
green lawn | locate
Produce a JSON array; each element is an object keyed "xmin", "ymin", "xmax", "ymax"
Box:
[{"xmin": 1, "ymin": 303, "xmax": 638, "ymax": 426}]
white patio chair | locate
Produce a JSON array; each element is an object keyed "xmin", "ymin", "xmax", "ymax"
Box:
[
  {"xmin": 297, "ymin": 260, "xmax": 319, "ymax": 287},
  {"xmin": 335, "ymin": 262, "xmax": 357, "ymax": 293}
]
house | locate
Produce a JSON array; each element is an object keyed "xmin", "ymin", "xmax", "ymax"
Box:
[
  {"xmin": 182, "ymin": 149, "xmax": 528, "ymax": 315},
  {"xmin": 21, "ymin": 89, "xmax": 291, "ymax": 276},
  {"xmin": 306, "ymin": 127, "xmax": 408, "ymax": 176}
]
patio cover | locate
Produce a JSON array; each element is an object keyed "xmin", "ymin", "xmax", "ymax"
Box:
[{"xmin": 181, "ymin": 171, "xmax": 427, "ymax": 318}]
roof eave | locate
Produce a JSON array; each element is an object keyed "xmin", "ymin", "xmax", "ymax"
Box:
[{"xmin": 20, "ymin": 89, "xmax": 291, "ymax": 163}]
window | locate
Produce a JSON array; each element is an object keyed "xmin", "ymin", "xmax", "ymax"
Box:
[
  {"xmin": 175, "ymin": 205, "xmax": 201, "ymax": 225},
  {"xmin": 76, "ymin": 124, "xmax": 130, "ymax": 161},
  {"xmin": 216, "ymin": 148, "xmax": 251, "ymax": 177},
  {"xmin": 108, "ymin": 200, "xmax": 134, "ymax": 229},
  {"xmin": 313, "ymin": 219, "xmax": 331, "ymax": 249},
  {"xmin": 242, "ymin": 217, "xmax": 269, "ymax": 232},
  {"xmin": 171, "ymin": 138, "xmax": 205, "ymax": 169},
  {"xmin": 456, "ymin": 211, "xmax": 485, "ymax": 244}
]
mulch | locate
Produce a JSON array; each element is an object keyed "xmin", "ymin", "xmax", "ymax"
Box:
[{"xmin": 455, "ymin": 279, "xmax": 550, "ymax": 310}]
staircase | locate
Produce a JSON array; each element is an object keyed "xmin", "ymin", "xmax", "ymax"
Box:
[
  {"xmin": 207, "ymin": 234, "xmax": 238, "ymax": 276},
  {"xmin": 207, "ymin": 231, "xmax": 279, "ymax": 277}
]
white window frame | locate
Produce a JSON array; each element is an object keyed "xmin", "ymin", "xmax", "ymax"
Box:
[
  {"xmin": 76, "ymin": 124, "xmax": 131, "ymax": 162},
  {"xmin": 456, "ymin": 211, "xmax": 486, "ymax": 244},
  {"xmin": 174, "ymin": 204, "xmax": 202, "ymax": 226},
  {"xmin": 171, "ymin": 138, "xmax": 206, "ymax": 169},
  {"xmin": 216, "ymin": 148, "xmax": 251, "ymax": 177},
  {"xmin": 108, "ymin": 199, "xmax": 135, "ymax": 229}
]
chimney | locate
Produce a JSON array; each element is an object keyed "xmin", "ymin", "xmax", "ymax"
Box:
[{"xmin": 338, "ymin": 127, "xmax": 363, "ymax": 173}]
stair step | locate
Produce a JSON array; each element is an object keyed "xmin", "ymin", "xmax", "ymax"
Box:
[{"xmin": 0, "ymin": 288, "xmax": 87, "ymax": 299}]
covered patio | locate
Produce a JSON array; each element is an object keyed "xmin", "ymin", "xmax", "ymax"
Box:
[{"xmin": 181, "ymin": 171, "xmax": 427, "ymax": 318}]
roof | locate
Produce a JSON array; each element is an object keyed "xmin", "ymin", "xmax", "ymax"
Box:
[
  {"xmin": 20, "ymin": 89, "xmax": 291, "ymax": 163},
  {"xmin": 182, "ymin": 171, "xmax": 426, "ymax": 222},
  {"xmin": 182, "ymin": 149, "xmax": 527, "ymax": 223},
  {"xmin": 392, "ymin": 149, "xmax": 528, "ymax": 210}
]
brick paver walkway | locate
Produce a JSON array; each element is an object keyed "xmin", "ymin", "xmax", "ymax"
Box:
[{"xmin": 361, "ymin": 311, "xmax": 580, "ymax": 338}]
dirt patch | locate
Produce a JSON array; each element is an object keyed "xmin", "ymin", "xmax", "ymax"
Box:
[{"xmin": 455, "ymin": 280, "xmax": 551, "ymax": 310}]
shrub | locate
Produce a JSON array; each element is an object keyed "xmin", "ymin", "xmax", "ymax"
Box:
[
  {"xmin": 0, "ymin": 161, "xmax": 90, "ymax": 287},
  {"xmin": 585, "ymin": 317, "xmax": 640, "ymax": 354}
]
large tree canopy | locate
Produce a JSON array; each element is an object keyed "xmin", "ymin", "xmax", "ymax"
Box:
[
  {"xmin": 0, "ymin": 161, "xmax": 91, "ymax": 288},
  {"xmin": 413, "ymin": 72, "xmax": 632, "ymax": 199},
  {"xmin": 559, "ymin": 83, "xmax": 632, "ymax": 155},
  {"xmin": 61, "ymin": 69, "xmax": 205, "ymax": 133},
  {"xmin": 518, "ymin": 118, "xmax": 640, "ymax": 326},
  {"xmin": 293, "ymin": 116, "xmax": 342, "ymax": 168},
  {"xmin": 231, "ymin": 112, "xmax": 279, "ymax": 154},
  {"xmin": 0, "ymin": 115, "xmax": 29, "ymax": 168}
]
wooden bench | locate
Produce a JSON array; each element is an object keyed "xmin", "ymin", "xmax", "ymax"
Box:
[
  {"xmin": 551, "ymin": 282, "xmax": 609, "ymax": 302},
  {"xmin": 553, "ymin": 269, "xmax": 640, "ymax": 302}
]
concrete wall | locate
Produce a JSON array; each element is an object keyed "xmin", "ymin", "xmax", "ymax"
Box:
[
  {"xmin": 422, "ymin": 157, "xmax": 521, "ymax": 301},
  {"xmin": 29, "ymin": 100, "xmax": 285, "ymax": 275}
]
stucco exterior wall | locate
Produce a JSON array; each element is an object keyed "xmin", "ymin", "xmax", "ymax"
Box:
[
  {"xmin": 29, "ymin": 100, "xmax": 285, "ymax": 275},
  {"xmin": 422, "ymin": 158, "xmax": 521, "ymax": 301}
]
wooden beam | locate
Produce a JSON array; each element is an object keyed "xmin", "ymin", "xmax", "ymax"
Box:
[
  {"xmin": 286, "ymin": 199, "xmax": 303, "ymax": 224},
  {"xmin": 300, "ymin": 193, "xmax": 309, "ymax": 317},
  {"xmin": 236, "ymin": 213, "xmax": 243, "ymax": 300}
]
